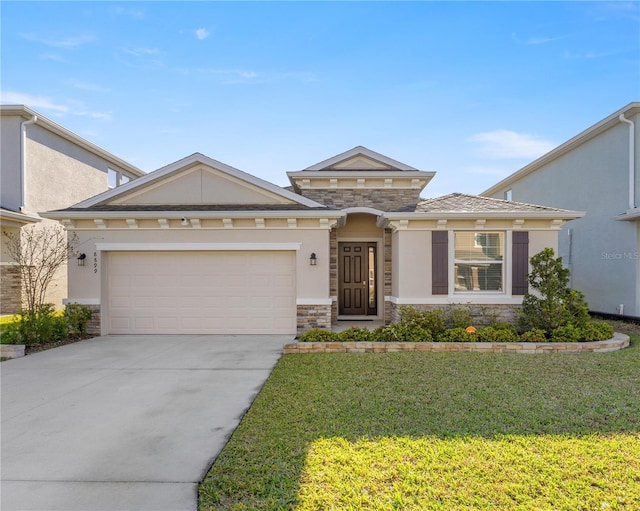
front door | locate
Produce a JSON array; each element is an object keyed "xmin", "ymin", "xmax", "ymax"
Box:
[{"xmin": 338, "ymin": 242, "xmax": 377, "ymax": 316}]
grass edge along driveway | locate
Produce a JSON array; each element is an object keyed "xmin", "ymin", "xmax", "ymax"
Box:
[{"xmin": 200, "ymin": 328, "xmax": 640, "ymax": 510}]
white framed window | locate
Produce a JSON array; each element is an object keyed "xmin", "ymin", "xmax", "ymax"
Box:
[
  {"xmin": 454, "ymin": 231, "xmax": 504, "ymax": 292},
  {"xmin": 504, "ymin": 189, "xmax": 513, "ymax": 201},
  {"xmin": 108, "ymin": 168, "xmax": 132, "ymax": 189}
]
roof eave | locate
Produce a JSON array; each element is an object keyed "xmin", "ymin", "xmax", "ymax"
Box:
[
  {"xmin": 383, "ymin": 211, "xmax": 585, "ymax": 221},
  {"xmin": 41, "ymin": 209, "xmax": 346, "ymax": 221}
]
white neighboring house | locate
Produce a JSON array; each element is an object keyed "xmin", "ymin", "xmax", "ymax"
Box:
[
  {"xmin": 0, "ymin": 105, "xmax": 145, "ymax": 315},
  {"xmin": 483, "ymin": 102, "xmax": 640, "ymax": 318}
]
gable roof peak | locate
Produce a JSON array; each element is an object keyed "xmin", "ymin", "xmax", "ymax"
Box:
[{"xmin": 303, "ymin": 146, "xmax": 420, "ymax": 171}]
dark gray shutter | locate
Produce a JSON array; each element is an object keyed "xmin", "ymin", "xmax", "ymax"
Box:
[
  {"xmin": 432, "ymin": 231, "xmax": 448, "ymax": 295},
  {"xmin": 512, "ymin": 231, "xmax": 529, "ymax": 295}
]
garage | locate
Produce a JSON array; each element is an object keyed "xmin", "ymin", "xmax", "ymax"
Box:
[{"xmin": 106, "ymin": 251, "xmax": 296, "ymax": 335}]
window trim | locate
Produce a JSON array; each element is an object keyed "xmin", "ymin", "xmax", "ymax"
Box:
[{"xmin": 449, "ymin": 230, "xmax": 510, "ymax": 295}]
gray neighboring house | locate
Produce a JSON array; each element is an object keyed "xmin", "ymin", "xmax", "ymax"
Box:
[
  {"xmin": 483, "ymin": 102, "xmax": 640, "ymax": 318},
  {"xmin": 0, "ymin": 105, "xmax": 144, "ymax": 315}
]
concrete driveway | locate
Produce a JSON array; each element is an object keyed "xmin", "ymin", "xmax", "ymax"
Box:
[{"xmin": 1, "ymin": 334, "xmax": 291, "ymax": 511}]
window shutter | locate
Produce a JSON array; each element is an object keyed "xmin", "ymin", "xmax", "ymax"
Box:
[
  {"xmin": 512, "ymin": 231, "xmax": 529, "ymax": 295},
  {"xmin": 432, "ymin": 231, "xmax": 449, "ymax": 295}
]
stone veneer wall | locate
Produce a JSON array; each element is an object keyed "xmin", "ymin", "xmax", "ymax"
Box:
[
  {"xmin": 0, "ymin": 264, "xmax": 23, "ymax": 315},
  {"xmin": 300, "ymin": 189, "xmax": 421, "ymax": 211},
  {"xmin": 297, "ymin": 304, "xmax": 332, "ymax": 335},
  {"xmin": 85, "ymin": 304, "xmax": 102, "ymax": 336},
  {"xmin": 390, "ymin": 302, "xmax": 520, "ymax": 326}
]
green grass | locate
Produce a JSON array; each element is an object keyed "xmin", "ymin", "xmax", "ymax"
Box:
[
  {"xmin": 0, "ymin": 314, "xmax": 18, "ymax": 334},
  {"xmin": 198, "ymin": 327, "xmax": 640, "ymax": 510}
]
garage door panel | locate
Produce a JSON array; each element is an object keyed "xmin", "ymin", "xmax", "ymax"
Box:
[{"xmin": 107, "ymin": 251, "xmax": 296, "ymax": 334}]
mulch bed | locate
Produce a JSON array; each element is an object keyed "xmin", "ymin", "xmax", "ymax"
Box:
[{"xmin": 25, "ymin": 335, "xmax": 92, "ymax": 354}]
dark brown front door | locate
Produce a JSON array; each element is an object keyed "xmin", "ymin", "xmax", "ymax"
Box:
[{"xmin": 338, "ymin": 242, "xmax": 377, "ymax": 316}]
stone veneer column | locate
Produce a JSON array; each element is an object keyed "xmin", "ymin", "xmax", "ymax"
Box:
[
  {"xmin": 297, "ymin": 304, "xmax": 332, "ymax": 335},
  {"xmin": 329, "ymin": 228, "xmax": 338, "ymax": 324},
  {"xmin": 384, "ymin": 228, "xmax": 393, "ymax": 324},
  {"xmin": 0, "ymin": 264, "xmax": 23, "ymax": 315}
]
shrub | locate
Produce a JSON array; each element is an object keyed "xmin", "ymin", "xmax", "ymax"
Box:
[
  {"xmin": 298, "ymin": 328, "xmax": 338, "ymax": 343},
  {"xmin": 64, "ymin": 303, "xmax": 93, "ymax": 338},
  {"xmin": 338, "ymin": 327, "xmax": 373, "ymax": 343},
  {"xmin": 371, "ymin": 324, "xmax": 432, "ymax": 343},
  {"xmin": 438, "ymin": 327, "xmax": 475, "ymax": 342},
  {"xmin": 399, "ymin": 307, "xmax": 445, "ymax": 336},
  {"xmin": 4, "ymin": 304, "xmax": 67, "ymax": 346},
  {"xmin": 550, "ymin": 324, "xmax": 582, "ymax": 343},
  {"xmin": 580, "ymin": 321, "xmax": 614, "ymax": 342},
  {"xmin": 444, "ymin": 307, "xmax": 473, "ymax": 329},
  {"xmin": 476, "ymin": 326, "xmax": 519, "ymax": 343},
  {"xmin": 520, "ymin": 329, "xmax": 547, "ymax": 343},
  {"xmin": 518, "ymin": 248, "xmax": 590, "ymax": 336}
]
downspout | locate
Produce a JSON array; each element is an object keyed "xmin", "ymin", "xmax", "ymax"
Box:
[
  {"xmin": 20, "ymin": 114, "xmax": 38, "ymax": 212},
  {"xmin": 619, "ymin": 113, "xmax": 635, "ymax": 210}
]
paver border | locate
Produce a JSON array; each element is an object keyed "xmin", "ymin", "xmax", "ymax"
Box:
[{"xmin": 283, "ymin": 332, "xmax": 630, "ymax": 354}]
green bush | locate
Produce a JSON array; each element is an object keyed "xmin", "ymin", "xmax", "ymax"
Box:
[
  {"xmin": 399, "ymin": 307, "xmax": 445, "ymax": 336},
  {"xmin": 438, "ymin": 327, "xmax": 475, "ymax": 342},
  {"xmin": 64, "ymin": 303, "xmax": 93, "ymax": 337},
  {"xmin": 338, "ymin": 327, "xmax": 373, "ymax": 343},
  {"xmin": 476, "ymin": 326, "xmax": 519, "ymax": 343},
  {"xmin": 518, "ymin": 248, "xmax": 590, "ymax": 336},
  {"xmin": 520, "ymin": 329, "xmax": 547, "ymax": 343},
  {"xmin": 444, "ymin": 307, "xmax": 473, "ymax": 329},
  {"xmin": 550, "ymin": 324, "xmax": 582, "ymax": 343},
  {"xmin": 298, "ymin": 328, "xmax": 338, "ymax": 343},
  {"xmin": 371, "ymin": 324, "xmax": 432, "ymax": 343},
  {"xmin": 1, "ymin": 304, "xmax": 65, "ymax": 346},
  {"xmin": 580, "ymin": 321, "xmax": 614, "ymax": 342}
]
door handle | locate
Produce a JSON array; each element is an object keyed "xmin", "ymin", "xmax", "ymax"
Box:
[{"xmin": 362, "ymin": 280, "xmax": 367, "ymax": 287}]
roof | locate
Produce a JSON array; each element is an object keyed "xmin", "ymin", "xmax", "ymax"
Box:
[
  {"xmin": 302, "ymin": 145, "xmax": 421, "ymax": 171},
  {"xmin": 71, "ymin": 152, "xmax": 327, "ymax": 209},
  {"xmin": 0, "ymin": 105, "xmax": 145, "ymax": 178},
  {"xmin": 482, "ymin": 102, "xmax": 640, "ymax": 196},
  {"xmin": 57, "ymin": 204, "xmax": 333, "ymax": 212},
  {"xmin": 384, "ymin": 193, "xmax": 584, "ymax": 220}
]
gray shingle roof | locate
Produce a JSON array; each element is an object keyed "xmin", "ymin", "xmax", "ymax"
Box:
[{"xmin": 395, "ymin": 193, "xmax": 574, "ymax": 213}]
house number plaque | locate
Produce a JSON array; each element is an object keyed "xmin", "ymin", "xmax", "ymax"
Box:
[{"xmin": 94, "ymin": 252, "xmax": 98, "ymax": 274}]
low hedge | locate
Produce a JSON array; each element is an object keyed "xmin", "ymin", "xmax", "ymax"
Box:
[{"xmin": 297, "ymin": 309, "xmax": 616, "ymax": 343}]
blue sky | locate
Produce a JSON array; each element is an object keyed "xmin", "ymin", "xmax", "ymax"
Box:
[{"xmin": 2, "ymin": 1, "xmax": 638, "ymax": 197}]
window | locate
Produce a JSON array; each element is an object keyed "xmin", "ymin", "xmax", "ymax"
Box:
[
  {"xmin": 454, "ymin": 232, "xmax": 503, "ymax": 292},
  {"xmin": 108, "ymin": 168, "xmax": 118, "ymax": 189},
  {"xmin": 108, "ymin": 168, "xmax": 131, "ymax": 189},
  {"xmin": 504, "ymin": 189, "xmax": 513, "ymax": 201}
]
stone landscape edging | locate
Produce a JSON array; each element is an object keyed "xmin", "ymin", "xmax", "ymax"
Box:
[
  {"xmin": 0, "ymin": 344, "xmax": 25, "ymax": 359},
  {"xmin": 283, "ymin": 332, "xmax": 630, "ymax": 354}
]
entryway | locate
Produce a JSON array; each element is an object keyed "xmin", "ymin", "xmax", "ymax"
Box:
[{"xmin": 338, "ymin": 241, "xmax": 377, "ymax": 317}]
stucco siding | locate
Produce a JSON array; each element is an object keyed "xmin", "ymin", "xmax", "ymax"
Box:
[
  {"xmin": 487, "ymin": 118, "xmax": 639, "ymax": 316},
  {"xmin": 24, "ymin": 125, "xmax": 114, "ymax": 213},
  {"xmin": 1, "ymin": 116, "xmax": 23, "ymax": 212}
]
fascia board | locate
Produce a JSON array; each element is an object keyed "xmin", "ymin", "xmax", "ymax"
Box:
[
  {"xmin": 482, "ymin": 102, "xmax": 640, "ymax": 196},
  {"xmin": 41, "ymin": 209, "xmax": 346, "ymax": 221},
  {"xmin": 73, "ymin": 153, "xmax": 326, "ymax": 209},
  {"xmin": 0, "ymin": 209, "xmax": 42, "ymax": 224},
  {"xmin": 1, "ymin": 105, "xmax": 145, "ymax": 178},
  {"xmin": 303, "ymin": 146, "xmax": 420, "ymax": 171},
  {"xmin": 615, "ymin": 208, "xmax": 640, "ymax": 221},
  {"xmin": 383, "ymin": 211, "xmax": 586, "ymax": 221},
  {"xmin": 287, "ymin": 170, "xmax": 435, "ymax": 179}
]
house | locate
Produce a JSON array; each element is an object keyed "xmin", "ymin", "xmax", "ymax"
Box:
[
  {"xmin": 0, "ymin": 105, "xmax": 145, "ymax": 314},
  {"xmin": 42, "ymin": 146, "xmax": 582, "ymax": 336},
  {"xmin": 483, "ymin": 102, "xmax": 640, "ymax": 318}
]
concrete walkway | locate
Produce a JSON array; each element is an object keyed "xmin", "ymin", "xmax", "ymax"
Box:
[{"xmin": 1, "ymin": 334, "xmax": 291, "ymax": 511}]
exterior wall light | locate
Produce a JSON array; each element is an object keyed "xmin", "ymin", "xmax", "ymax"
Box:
[
  {"xmin": 77, "ymin": 253, "xmax": 87, "ymax": 266},
  {"xmin": 310, "ymin": 253, "xmax": 317, "ymax": 266}
]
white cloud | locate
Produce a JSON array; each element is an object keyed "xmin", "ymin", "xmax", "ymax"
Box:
[
  {"xmin": 121, "ymin": 47, "xmax": 160, "ymax": 57},
  {"xmin": 526, "ymin": 35, "xmax": 569, "ymax": 45},
  {"xmin": 195, "ymin": 28, "xmax": 210, "ymax": 40},
  {"xmin": 0, "ymin": 91, "xmax": 68, "ymax": 113},
  {"xmin": 469, "ymin": 130, "xmax": 556, "ymax": 160},
  {"xmin": 20, "ymin": 33, "xmax": 95, "ymax": 49}
]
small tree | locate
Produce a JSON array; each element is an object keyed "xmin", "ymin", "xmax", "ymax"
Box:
[
  {"xmin": 518, "ymin": 248, "xmax": 590, "ymax": 335},
  {"xmin": 3, "ymin": 223, "xmax": 78, "ymax": 311}
]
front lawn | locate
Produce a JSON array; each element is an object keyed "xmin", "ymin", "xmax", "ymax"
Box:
[{"xmin": 199, "ymin": 328, "xmax": 640, "ymax": 510}]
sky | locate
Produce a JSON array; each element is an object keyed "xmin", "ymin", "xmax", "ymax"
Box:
[{"xmin": 2, "ymin": 1, "xmax": 639, "ymax": 198}]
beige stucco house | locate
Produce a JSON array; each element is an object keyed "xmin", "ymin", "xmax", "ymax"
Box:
[
  {"xmin": 43, "ymin": 146, "xmax": 583, "ymax": 335},
  {"xmin": 0, "ymin": 105, "xmax": 145, "ymax": 314}
]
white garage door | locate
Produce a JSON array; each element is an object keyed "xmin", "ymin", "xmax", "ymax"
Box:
[{"xmin": 107, "ymin": 251, "xmax": 296, "ymax": 334}]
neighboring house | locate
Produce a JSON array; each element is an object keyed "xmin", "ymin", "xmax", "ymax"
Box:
[
  {"xmin": 43, "ymin": 146, "xmax": 582, "ymax": 336},
  {"xmin": 0, "ymin": 105, "xmax": 145, "ymax": 314},
  {"xmin": 483, "ymin": 102, "xmax": 640, "ymax": 318}
]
